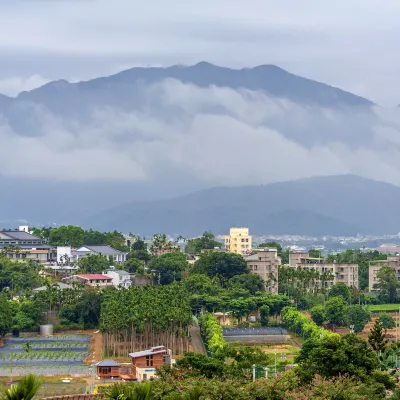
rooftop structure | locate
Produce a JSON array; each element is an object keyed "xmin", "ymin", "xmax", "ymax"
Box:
[{"xmin": 72, "ymin": 245, "xmax": 127, "ymax": 263}]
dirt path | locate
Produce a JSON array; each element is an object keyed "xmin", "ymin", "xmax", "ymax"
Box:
[
  {"xmin": 189, "ymin": 325, "xmax": 206, "ymax": 354},
  {"xmin": 84, "ymin": 330, "xmax": 103, "ymax": 365}
]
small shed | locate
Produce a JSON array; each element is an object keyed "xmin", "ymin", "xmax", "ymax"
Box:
[
  {"xmin": 222, "ymin": 327, "xmax": 288, "ymax": 343},
  {"xmin": 96, "ymin": 359, "xmax": 121, "ymax": 379}
]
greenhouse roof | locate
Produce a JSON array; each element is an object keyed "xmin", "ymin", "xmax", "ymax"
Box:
[{"xmin": 222, "ymin": 327, "xmax": 288, "ymax": 336}]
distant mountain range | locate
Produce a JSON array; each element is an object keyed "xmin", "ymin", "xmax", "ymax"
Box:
[
  {"xmin": 1, "ymin": 63, "xmax": 398, "ymax": 233},
  {"xmin": 83, "ymin": 175, "xmax": 400, "ymax": 236}
]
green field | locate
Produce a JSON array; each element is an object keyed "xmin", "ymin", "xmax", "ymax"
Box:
[{"xmin": 367, "ymin": 304, "xmax": 400, "ymax": 312}]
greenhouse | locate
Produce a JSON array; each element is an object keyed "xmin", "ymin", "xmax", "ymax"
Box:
[{"xmin": 222, "ymin": 327, "xmax": 288, "ymax": 343}]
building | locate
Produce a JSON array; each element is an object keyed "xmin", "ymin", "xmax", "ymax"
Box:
[
  {"xmin": 72, "ymin": 245, "xmax": 127, "ymax": 264},
  {"xmin": 32, "ymin": 282, "xmax": 73, "ymax": 293},
  {"xmin": 0, "ymin": 229, "xmax": 56, "ymax": 264},
  {"xmin": 96, "ymin": 359, "xmax": 121, "ymax": 379},
  {"xmin": 128, "ymin": 346, "xmax": 172, "ymax": 381},
  {"xmin": 245, "ymin": 248, "xmax": 280, "ymax": 294},
  {"xmin": 369, "ymin": 255, "xmax": 400, "ymax": 291},
  {"xmin": 65, "ymin": 274, "xmax": 113, "ymax": 288},
  {"xmin": 104, "ymin": 268, "xmax": 132, "ymax": 288},
  {"xmin": 223, "ymin": 327, "xmax": 288, "ymax": 343},
  {"xmin": 223, "ymin": 228, "xmax": 252, "ymax": 256},
  {"xmin": 289, "ymin": 251, "xmax": 358, "ymax": 289}
]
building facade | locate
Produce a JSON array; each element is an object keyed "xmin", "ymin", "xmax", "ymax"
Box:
[
  {"xmin": 0, "ymin": 229, "xmax": 56, "ymax": 264},
  {"xmin": 223, "ymin": 228, "xmax": 252, "ymax": 256},
  {"xmin": 72, "ymin": 245, "xmax": 127, "ymax": 264},
  {"xmin": 104, "ymin": 269, "xmax": 132, "ymax": 288},
  {"xmin": 128, "ymin": 346, "xmax": 172, "ymax": 381},
  {"xmin": 245, "ymin": 248, "xmax": 280, "ymax": 294},
  {"xmin": 369, "ymin": 255, "xmax": 400, "ymax": 291},
  {"xmin": 66, "ymin": 274, "xmax": 113, "ymax": 288},
  {"xmin": 289, "ymin": 251, "xmax": 359, "ymax": 289}
]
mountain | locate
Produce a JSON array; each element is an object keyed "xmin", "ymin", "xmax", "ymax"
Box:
[{"xmin": 83, "ymin": 175, "xmax": 400, "ymax": 236}]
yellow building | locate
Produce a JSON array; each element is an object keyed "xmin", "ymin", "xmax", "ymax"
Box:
[{"xmin": 224, "ymin": 227, "xmax": 252, "ymax": 256}]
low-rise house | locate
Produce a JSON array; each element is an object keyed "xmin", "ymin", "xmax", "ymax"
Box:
[
  {"xmin": 32, "ymin": 282, "xmax": 73, "ymax": 293},
  {"xmin": 65, "ymin": 274, "xmax": 113, "ymax": 288},
  {"xmin": 245, "ymin": 248, "xmax": 280, "ymax": 294},
  {"xmin": 72, "ymin": 245, "xmax": 127, "ymax": 264},
  {"xmin": 129, "ymin": 346, "xmax": 172, "ymax": 381},
  {"xmin": 104, "ymin": 268, "xmax": 132, "ymax": 288},
  {"xmin": 96, "ymin": 359, "xmax": 121, "ymax": 379},
  {"xmin": 0, "ymin": 230, "xmax": 56, "ymax": 264}
]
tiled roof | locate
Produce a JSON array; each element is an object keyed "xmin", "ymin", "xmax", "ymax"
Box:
[
  {"xmin": 76, "ymin": 274, "xmax": 112, "ymax": 280},
  {"xmin": 0, "ymin": 231, "xmax": 42, "ymax": 240},
  {"xmin": 96, "ymin": 359, "xmax": 121, "ymax": 367},
  {"xmin": 79, "ymin": 245, "xmax": 127, "ymax": 255}
]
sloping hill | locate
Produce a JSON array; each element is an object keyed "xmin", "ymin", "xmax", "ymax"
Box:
[{"xmin": 83, "ymin": 175, "xmax": 400, "ymax": 236}]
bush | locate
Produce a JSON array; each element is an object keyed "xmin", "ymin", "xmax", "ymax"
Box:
[
  {"xmin": 378, "ymin": 313, "xmax": 396, "ymax": 330},
  {"xmin": 310, "ymin": 305, "xmax": 325, "ymax": 326},
  {"xmin": 198, "ymin": 313, "xmax": 226, "ymax": 356}
]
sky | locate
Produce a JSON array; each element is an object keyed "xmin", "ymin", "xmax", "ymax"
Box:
[{"xmin": 0, "ymin": 0, "xmax": 400, "ymax": 106}]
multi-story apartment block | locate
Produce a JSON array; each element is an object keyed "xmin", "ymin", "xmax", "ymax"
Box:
[
  {"xmin": 369, "ymin": 255, "xmax": 400, "ymax": 291},
  {"xmin": 289, "ymin": 251, "xmax": 358, "ymax": 289},
  {"xmin": 223, "ymin": 228, "xmax": 252, "ymax": 256},
  {"xmin": 245, "ymin": 248, "xmax": 280, "ymax": 294}
]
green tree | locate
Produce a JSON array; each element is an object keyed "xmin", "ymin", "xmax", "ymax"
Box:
[
  {"xmin": 259, "ymin": 305, "xmax": 270, "ymax": 326},
  {"xmin": 308, "ymin": 249, "xmax": 323, "ymax": 258},
  {"xmin": 48, "ymin": 225, "xmax": 85, "ymax": 247},
  {"xmin": 368, "ymin": 319, "xmax": 389, "ymax": 355},
  {"xmin": 149, "ymin": 252, "xmax": 188, "ymax": 284},
  {"xmin": 191, "ymin": 252, "xmax": 249, "ymax": 285},
  {"xmin": 310, "ymin": 305, "xmax": 326, "ymax": 326},
  {"xmin": 325, "ymin": 296, "xmax": 346, "ymax": 328},
  {"xmin": 328, "ymin": 283, "xmax": 351, "ymax": 302},
  {"xmin": 297, "ymin": 334, "xmax": 379, "ymax": 383},
  {"xmin": 376, "ymin": 266, "xmax": 399, "ymax": 303},
  {"xmin": 1, "ymin": 374, "xmax": 42, "ymax": 400},
  {"xmin": 124, "ymin": 257, "xmax": 144, "ymax": 274},
  {"xmin": 0, "ymin": 294, "xmax": 12, "ymax": 338},
  {"xmin": 229, "ymin": 274, "xmax": 265, "ymax": 294},
  {"xmin": 185, "ymin": 232, "xmax": 222, "ymax": 255},
  {"xmin": 378, "ymin": 313, "xmax": 396, "ymax": 330},
  {"xmin": 345, "ymin": 305, "xmax": 371, "ymax": 333},
  {"xmin": 78, "ymin": 254, "xmax": 110, "ymax": 273}
]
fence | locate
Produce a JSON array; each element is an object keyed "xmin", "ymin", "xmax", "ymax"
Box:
[{"xmin": 43, "ymin": 395, "xmax": 104, "ymax": 400}]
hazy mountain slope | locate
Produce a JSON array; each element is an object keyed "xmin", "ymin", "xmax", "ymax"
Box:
[{"xmin": 83, "ymin": 175, "xmax": 400, "ymax": 236}]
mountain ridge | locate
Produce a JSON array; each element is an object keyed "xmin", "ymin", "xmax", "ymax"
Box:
[{"xmin": 82, "ymin": 174, "xmax": 400, "ymax": 236}]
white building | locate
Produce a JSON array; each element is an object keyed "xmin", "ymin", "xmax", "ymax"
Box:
[
  {"xmin": 104, "ymin": 268, "xmax": 132, "ymax": 288},
  {"xmin": 72, "ymin": 245, "xmax": 127, "ymax": 264}
]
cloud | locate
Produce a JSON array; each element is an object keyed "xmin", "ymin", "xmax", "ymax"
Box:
[
  {"xmin": 1, "ymin": 0, "xmax": 400, "ymax": 104},
  {"xmin": 2, "ymin": 79, "xmax": 400, "ymax": 187},
  {"xmin": 0, "ymin": 75, "xmax": 50, "ymax": 97}
]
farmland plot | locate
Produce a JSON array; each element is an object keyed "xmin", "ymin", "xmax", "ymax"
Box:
[{"xmin": 0, "ymin": 334, "xmax": 91, "ymax": 376}]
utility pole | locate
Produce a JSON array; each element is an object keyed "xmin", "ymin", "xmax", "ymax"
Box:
[
  {"xmin": 274, "ymin": 348, "xmax": 277, "ymax": 376},
  {"xmin": 252, "ymin": 364, "xmax": 256, "ymax": 382}
]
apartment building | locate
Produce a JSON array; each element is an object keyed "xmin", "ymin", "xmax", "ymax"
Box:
[
  {"xmin": 369, "ymin": 255, "xmax": 400, "ymax": 291},
  {"xmin": 245, "ymin": 248, "xmax": 280, "ymax": 294},
  {"xmin": 289, "ymin": 251, "xmax": 358, "ymax": 289},
  {"xmin": 223, "ymin": 228, "xmax": 252, "ymax": 256}
]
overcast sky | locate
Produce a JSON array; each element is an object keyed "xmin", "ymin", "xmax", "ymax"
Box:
[{"xmin": 0, "ymin": 0, "xmax": 399, "ymax": 106}]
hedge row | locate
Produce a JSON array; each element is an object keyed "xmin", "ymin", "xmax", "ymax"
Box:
[
  {"xmin": 281, "ymin": 306, "xmax": 338, "ymax": 340},
  {"xmin": 198, "ymin": 312, "xmax": 226, "ymax": 356}
]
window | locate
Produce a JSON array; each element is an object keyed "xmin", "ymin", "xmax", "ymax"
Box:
[
  {"xmin": 253, "ymin": 266, "xmax": 258, "ymax": 271},
  {"xmin": 146, "ymin": 355, "xmax": 153, "ymax": 367},
  {"xmin": 99, "ymin": 367, "xmax": 111, "ymax": 375}
]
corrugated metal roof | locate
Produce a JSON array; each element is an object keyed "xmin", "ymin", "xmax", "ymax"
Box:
[{"xmin": 129, "ymin": 348, "xmax": 166, "ymax": 358}]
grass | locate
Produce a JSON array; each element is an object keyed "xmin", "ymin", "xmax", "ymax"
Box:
[{"xmin": 367, "ymin": 304, "xmax": 400, "ymax": 312}]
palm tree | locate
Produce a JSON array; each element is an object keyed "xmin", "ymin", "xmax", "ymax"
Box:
[{"xmin": 1, "ymin": 374, "xmax": 42, "ymax": 400}]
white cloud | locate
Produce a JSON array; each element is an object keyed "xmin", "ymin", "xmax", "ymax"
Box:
[
  {"xmin": 2, "ymin": 80, "xmax": 400, "ymax": 186},
  {"xmin": 0, "ymin": 75, "xmax": 50, "ymax": 97}
]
